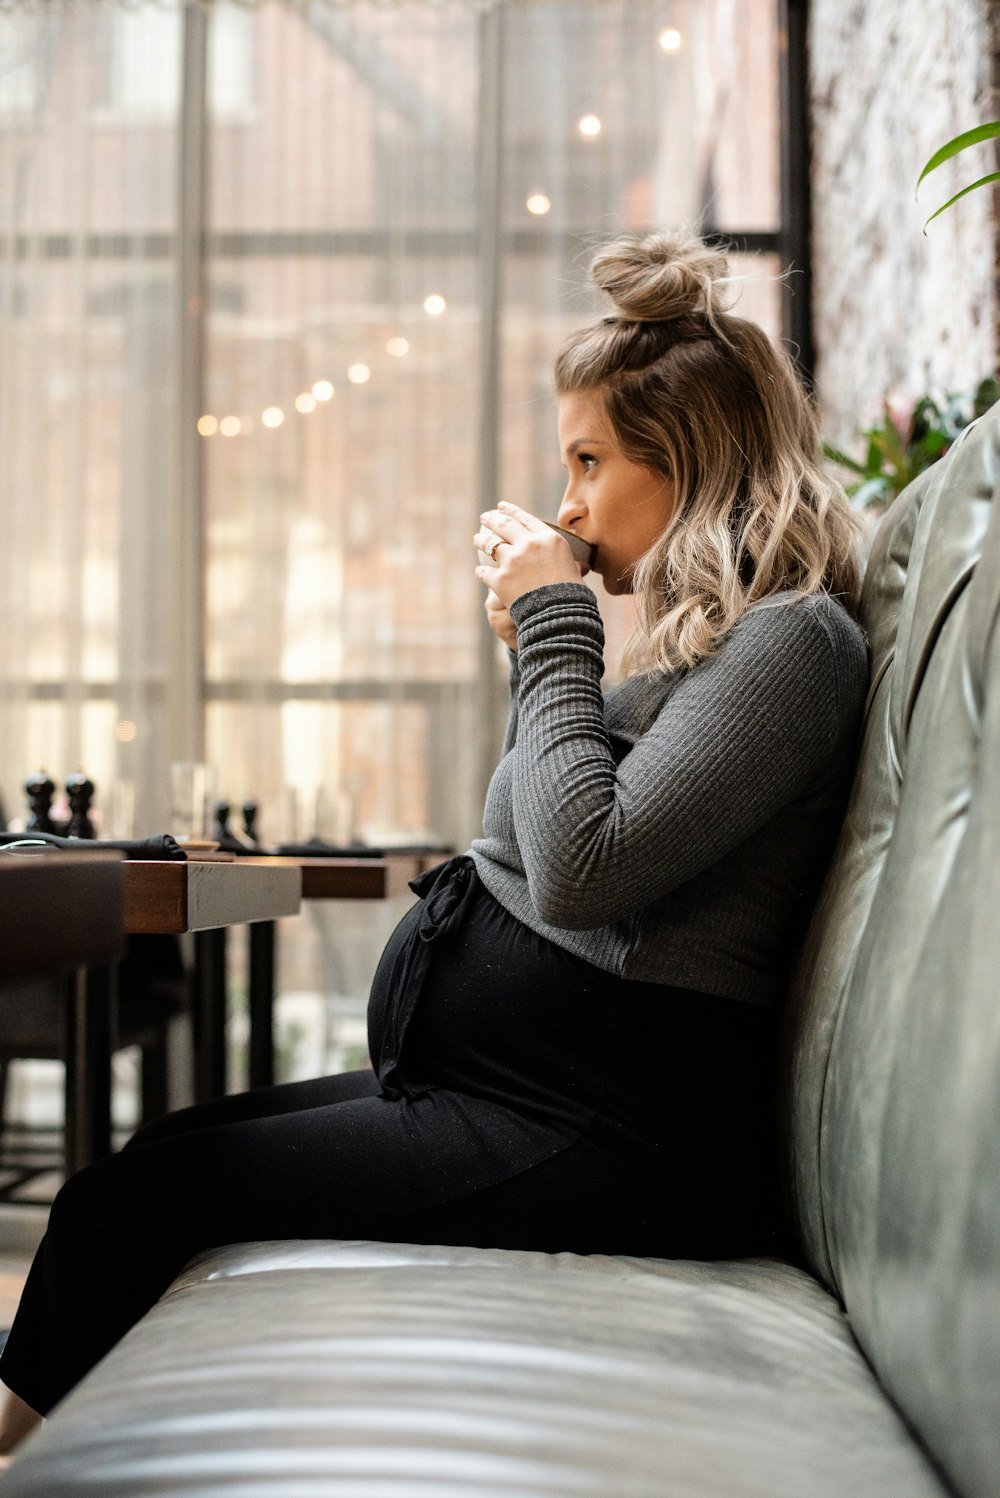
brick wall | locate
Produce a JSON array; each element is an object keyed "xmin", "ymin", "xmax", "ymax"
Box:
[{"xmin": 810, "ymin": 0, "xmax": 1000, "ymax": 446}]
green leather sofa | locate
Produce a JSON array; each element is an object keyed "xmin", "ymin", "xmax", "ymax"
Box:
[{"xmin": 4, "ymin": 406, "xmax": 998, "ymax": 1497}]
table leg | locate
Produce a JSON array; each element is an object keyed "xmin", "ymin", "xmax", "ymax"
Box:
[
  {"xmin": 193, "ymin": 928, "xmax": 227, "ymax": 1103},
  {"xmin": 248, "ymin": 920, "xmax": 276, "ymax": 1091},
  {"xmin": 62, "ymin": 963, "xmax": 116, "ymax": 1176}
]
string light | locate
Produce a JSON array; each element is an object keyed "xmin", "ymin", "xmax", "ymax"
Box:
[
  {"xmin": 526, "ymin": 192, "xmax": 552, "ymax": 215},
  {"xmin": 658, "ymin": 26, "xmax": 683, "ymax": 52},
  {"xmin": 195, "ymin": 350, "xmax": 405, "ymax": 435},
  {"xmin": 423, "ymin": 294, "xmax": 447, "ymax": 316},
  {"xmin": 578, "ymin": 114, "xmax": 602, "ymax": 138}
]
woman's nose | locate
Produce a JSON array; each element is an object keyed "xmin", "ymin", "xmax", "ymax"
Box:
[{"xmin": 557, "ymin": 485, "xmax": 585, "ymax": 532}]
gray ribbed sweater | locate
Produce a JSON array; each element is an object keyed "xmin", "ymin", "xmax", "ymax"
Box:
[{"xmin": 470, "ymin": 582, "xmax": 868, "ymax": 1006}]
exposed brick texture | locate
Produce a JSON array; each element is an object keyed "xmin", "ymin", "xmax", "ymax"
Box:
[{"xmin": 810, "ymin": 0, "xmax": 1000, "ymax": 446}]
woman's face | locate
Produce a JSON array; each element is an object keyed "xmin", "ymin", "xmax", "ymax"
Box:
[{"xmin": 555, "ymin": 388, "xmax": 676, "ymax": 595}]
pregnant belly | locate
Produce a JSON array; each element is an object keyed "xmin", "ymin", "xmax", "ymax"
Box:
[{"xmin": 367, "ymin": 874, "xmax": 616, "ymax": 1127}]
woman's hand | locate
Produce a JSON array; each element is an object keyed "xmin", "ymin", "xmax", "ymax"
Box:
[
  {"xmin": 483, "ymin": 587, "xmax": 519, "ymax": 651},
  {"xmin": 474, "ymin": 502, "xmax": 585, "ymax": 612}
]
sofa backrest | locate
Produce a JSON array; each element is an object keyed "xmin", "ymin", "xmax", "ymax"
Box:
[{"xmin": 781, "ymin": 404, "xmax": 1000, "ymax": 1498}]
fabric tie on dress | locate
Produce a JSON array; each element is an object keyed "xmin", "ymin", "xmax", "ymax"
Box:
[{"xmin": 377, "ymin": 854, "xmax": 479, "ymax": 1101}]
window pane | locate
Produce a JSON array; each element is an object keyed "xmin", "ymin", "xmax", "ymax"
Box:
[
  {"xmin": 650, "ymin": 0, "xmax": 781, "ymax": 233},
  {"xmin": 201, "ymin": 0, "xmax": 786, "ymax": 850},
  {"xmin": 0, "ymin": 6, "xmax": 180, "ymax": 829},
  {"xmin": 203, "ymin": 2, "xmax": 484, "ymax": 851}
]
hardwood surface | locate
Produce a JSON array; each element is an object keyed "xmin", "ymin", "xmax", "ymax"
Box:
[
  {"xmin": 123, "ymin": 860, "xmax": 302, "ymax": 935},
  {"xmin": 0, "ymin": 852, "xmax": 125, "ymax": 978},
  {"xmin": 260, "ymin": 855, "xmax": 426, "ymax": 901}
]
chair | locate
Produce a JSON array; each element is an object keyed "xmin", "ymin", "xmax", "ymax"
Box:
[{"xmin": 0, "ymin": 936, "xmax": 188, "ymax": 1197}]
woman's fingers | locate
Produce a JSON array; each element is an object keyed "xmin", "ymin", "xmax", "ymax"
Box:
[
  {"xmin": 483, "ymin": 587, "xmax": 519, "ymax": 649},
  {"xmin": 477, "ymin": 505, "xmax": 558, "ymax": 553},
  {"xmin": 477, "ymin": 510, "xmax": 519, "ymax": 543},
  {"xmin": 478, "ymin": 503, "xmax": 547, "ymax": 539},
  {"xmin": 474, "ymin": 503, "xmax": 583, "ymax": 608},
  {"xmin": 473, "ymin": 527, "xmax": 505, "ymax": 557},
  {"xmin": 496, "ymin": 500, "xmax": 548, "ymax": 533}
]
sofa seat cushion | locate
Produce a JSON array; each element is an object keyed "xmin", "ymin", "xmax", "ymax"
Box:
[{"xmin": 4, "ymin": 1241, "xmax": 950, "ymax": 1498}]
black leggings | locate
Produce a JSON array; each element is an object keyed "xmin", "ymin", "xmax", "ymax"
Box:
[{"xmin": 0, "ymin": 864, "xmax": 785, "ymax": 1416}]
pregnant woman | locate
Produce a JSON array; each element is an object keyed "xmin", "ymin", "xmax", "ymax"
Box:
[{"xmin": 0, "ymin": 229, "xmax": 867, "ymax": 1451}]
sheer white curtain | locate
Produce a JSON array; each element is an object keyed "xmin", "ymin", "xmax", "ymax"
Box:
[
  {"xmin": 0, "ymin": 2, "xmax": 186, "ymax": 834},
  {"xmin": 0, "ymin": 0, "xmax": 782, "ymax": 849},
  {"xmin": 0, "ymin": 0, "xmax": 782, "ymax": 1066}
]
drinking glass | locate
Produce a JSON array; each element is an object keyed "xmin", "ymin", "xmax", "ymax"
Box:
[{"xmin": 169, "ymin": 762, "xmax": 216, "ymax": 841}]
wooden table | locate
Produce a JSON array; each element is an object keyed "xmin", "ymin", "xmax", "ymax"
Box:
[
  {"xmin": 241, "ymin": 855, "xmax": 434, "ymax": 1089},
  {"xmin": 0, "ymin": 853, "xmax": 302, "ymax": 1178},
  {"xmin": 264, "ymin": 855, "xmax": 427, "ymax": 902},
  {"xmin": 123, "ymin": 858, "xmax": 301, "ymax": 1108},
  {"xmin": 0, "ymin": 850, "xmax": 125, "ymax": 979}
]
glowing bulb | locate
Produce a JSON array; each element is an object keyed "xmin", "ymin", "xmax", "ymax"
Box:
[
  {"xmin": 526, "ymin": 192, "xmax": 552, "ymax": 215},
  {"xmin": 262, "ymin": 406, "xmax": 285, "ymax": 429},
  {"xmin": 578, "ymin": 113, "xmax": 602, "ymax": 138},
  {"xmin": 347, "ymin": 363, "xmax": 371, "ymax": 384},
  {"xmin": 386, "ymin": 337, "xmax": 410, "ymax": 357},
  {"xmin": 423, "ymin": 294, "xmax": 447, "ymax": 316},
  {"xmin": 295, "ymin": 392, "xmax": 317, "ymax": 413},
  {"xmin": 197, "ymin": 414, "xmax": 218, "ymax": 436},
  {"xmin": 114, "ymin": 720, "xmax": 137, "ymax": 743},
  {"xmin": 219, "ymin": 415, "xmax": 241, "ymax": 437},
  {"xmin": 312, "ymin": 380, "xmax": 334, "ymax": 401},
  {"xmin": 658, "ymin": 26, "xmax": 683, "ymax": 52}
]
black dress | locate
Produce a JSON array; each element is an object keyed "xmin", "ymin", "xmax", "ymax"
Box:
[{"xmin": 0, "ymin": 856, "xmax": 783, "ymax": 1417}]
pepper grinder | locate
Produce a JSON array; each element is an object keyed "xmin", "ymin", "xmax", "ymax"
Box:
[
  {"xmin": 65, "ymin": 771, "xmax": 96, "ymax": 839},
  {"xmin": 24, "ymin": 769, "xmax": 58, "ymax": 833}
]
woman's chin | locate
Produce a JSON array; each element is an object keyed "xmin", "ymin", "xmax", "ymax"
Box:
[{"xmin": 599, "ymin": 569, "xmax": 629, "ymax": 597}]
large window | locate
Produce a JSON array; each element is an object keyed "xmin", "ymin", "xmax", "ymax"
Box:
[{"xmin": 0, "ymin": 0, "xmax": 800, "ymax": 1051}]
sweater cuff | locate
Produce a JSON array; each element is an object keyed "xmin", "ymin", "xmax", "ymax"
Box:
[
  {"xmin": 509, "ymin": 581, "xmax": 603, "ymax": 631},
  {"xmin": 509, "ymin": 582, "xmax": 605, "ymax": 678}
]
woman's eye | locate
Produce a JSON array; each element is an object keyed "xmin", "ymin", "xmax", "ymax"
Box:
[{"xmin": 579, "ymin": 453, "xmax": 597, "ymax": 471}]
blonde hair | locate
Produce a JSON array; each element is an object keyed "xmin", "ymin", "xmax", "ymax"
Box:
[{"xmin": 554, "ymin": 231, "xmax": 863, "ymax": 674}]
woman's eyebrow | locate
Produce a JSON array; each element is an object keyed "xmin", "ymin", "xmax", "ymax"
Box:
[{"xmin": 565, "ymin": 438, "xmax": 608, "ymax": 454}]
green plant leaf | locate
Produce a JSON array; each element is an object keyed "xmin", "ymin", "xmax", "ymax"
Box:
[
  {"xmin": 916, "ymin": 430, "xmax": 949, "ymax": 461},
  {"xmin": 866, "ymin": 435, "xmax": 885, "ymax": 472},
  {"xmin": 825, "ymin": 374, "xmax": 996, "ymax": 515},
  {"xmin": 916, "ymin": 122, "xmax": 1000, "ymax": 192},
  {"xmin": 974, "ymin": 376, "xmax": 1000, "ymax": 415},
  {"xmin": 822, "ymin": 441, "xmax": 866, "ymax": 475},
  {"xmin": 923, "ymin": 171, "xmax": 1000, "ymax": 230},
  {"xmin": 877, "ymin": 402, "xmax": 909, "ymax": 479},
  {"xmin": 911, "ymin": 394, "xmax": 943, "ymax": 427}
]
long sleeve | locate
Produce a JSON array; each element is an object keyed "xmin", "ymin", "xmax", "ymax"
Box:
[
  {"xmin": 504, "ymin": 581, "xmax": 864, "ymax": 931},
  {"xmin": 500, "ymin": 649, "xmax": 521, "ymax": 758},
  {"xmin": 471, "ymin": 580, "xmax": 867, "ymax": 999}
]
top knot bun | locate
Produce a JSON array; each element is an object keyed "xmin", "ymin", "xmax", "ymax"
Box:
[{"xmin": 590, "ymin": 231, "xmax": 731, "ymax": 324}]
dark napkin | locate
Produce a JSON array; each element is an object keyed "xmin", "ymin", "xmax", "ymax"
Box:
[
  {"xmin": 269, "ymin": 841, "xmax": 386, "ymax": 859},
  {"xmin": 0, "ymin": 832, "xmax": 187, "ymax": 861},
  {"xmin": 267, "ymin": 840, "xmax": 453, "ymax": 859}
]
